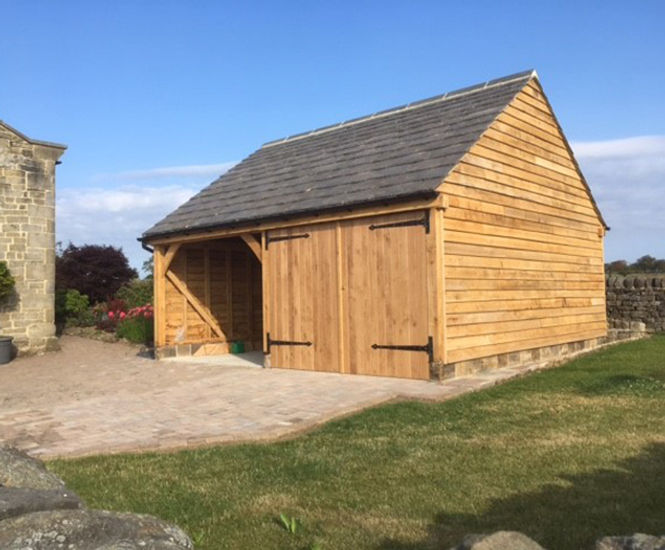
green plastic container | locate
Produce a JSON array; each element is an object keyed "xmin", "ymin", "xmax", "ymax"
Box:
[{"xmin": 230, "ymin": 340, "xmax": 245, "ymax": 354}]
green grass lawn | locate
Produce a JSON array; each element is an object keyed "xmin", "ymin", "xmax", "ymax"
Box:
[{"xmin": 50, "ymin": 336, "xmax": 665, "ymax": 549}]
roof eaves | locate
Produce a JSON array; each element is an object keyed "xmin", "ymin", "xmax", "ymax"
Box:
[{"xmin": 142, "ymin": 189, "xmax": 438, "ymax": 241}]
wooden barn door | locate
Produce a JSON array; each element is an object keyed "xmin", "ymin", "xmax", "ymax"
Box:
[
  {"xmin": 265, "ymin": 222, "xmax": 340, "ymax": 371},
  {"xmin": 342, "ymin": 211, "xmax": 431, "ymax": 379}
]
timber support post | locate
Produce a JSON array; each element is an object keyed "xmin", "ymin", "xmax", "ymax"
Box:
[{"xmin": 427, "ymin": 201, "xmax": 446, "ymax": 374}]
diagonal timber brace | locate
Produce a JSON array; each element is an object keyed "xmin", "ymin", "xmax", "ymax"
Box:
[{"xmin": 165, "ymin": 269, "xmax": 226, "ymax": 339}]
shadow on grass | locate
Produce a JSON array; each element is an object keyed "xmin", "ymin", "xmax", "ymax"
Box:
[{"xmin": 378, "ymin": 442, "xmax": 665, "ymax": 550}]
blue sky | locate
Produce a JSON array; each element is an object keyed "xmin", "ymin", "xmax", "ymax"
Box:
[{"xmin": 2, "ymin": 1, "xmax": 664, "ymax": 269}]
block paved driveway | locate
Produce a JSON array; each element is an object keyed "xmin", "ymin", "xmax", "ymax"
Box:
[{"xmin": 0, "ymin": 336, "xmax": 529, "ymax": 459}]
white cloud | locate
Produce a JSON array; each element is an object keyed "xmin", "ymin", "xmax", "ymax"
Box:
[
  {"xmin": 57, "ymin": 184, "xmax": 199, "ymax": 271},
  {"xmin": 92, "ymin": 162, "xmax": 237, "ymax": 182},
  {"xmin": 572, "ymin": 135, "xmax": 665, "ymax": 262},
  {"xmin": 56, "ymin": 161, "xmax": 236, "ymax": 271},
  {"xmin": 573, "ymin": 135, "xmax": 665, "ymax": 159}
]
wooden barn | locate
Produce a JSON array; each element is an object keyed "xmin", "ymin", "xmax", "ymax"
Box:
[{"xmin": 142, "ymin": 70, "xmax": 607, "ymax": 380}]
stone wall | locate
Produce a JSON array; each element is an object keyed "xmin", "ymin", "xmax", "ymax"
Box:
[
  {"xmin": 606, "ymin": 274, "xmax": 665, "ymax": 333},
  {"xmin": 0, "ymin": 121, "xmax": 66, "ymax": 354}
]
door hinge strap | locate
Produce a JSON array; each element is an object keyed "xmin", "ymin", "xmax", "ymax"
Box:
[
  {"xmin": 371, "ymin": 336, "xmax": 433, "ymax": 363},
  {"xmin": 368, "ymin": 211, "xmax": 430, "ymax": 234},
  {"xmin": 265, "ymin": 233, "xmax": 310, "ymax": 249},
  {"xmin": 266, "ymin": 332, "xmax": 313, "ymax": 354}
]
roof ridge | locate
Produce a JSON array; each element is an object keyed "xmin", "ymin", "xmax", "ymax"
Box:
[{"xmin": 262, "ymin": 69, "xmax": 537, "ymax": 148}]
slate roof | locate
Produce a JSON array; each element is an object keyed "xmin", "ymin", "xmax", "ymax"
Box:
[{"xmin": 144, "ymin": 70, "xmax": 537, "ymax": 239}]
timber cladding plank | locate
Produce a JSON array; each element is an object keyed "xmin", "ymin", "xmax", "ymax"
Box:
[
  {"xmin": 446, "ymin": 297, "xmax": 604, "ymax": 314},
  {"xmin": 438, "ymin": 81, "xmax": 606, "ymax": 364}
]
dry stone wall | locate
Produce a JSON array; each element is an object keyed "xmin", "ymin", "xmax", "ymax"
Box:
[
  {"xmin": 0, "ymin": 123, "xmax": 65, "ymax": 354},
  {"xmin": 606, "ymin": 274, "xmax": 665, "ymax": 333}
]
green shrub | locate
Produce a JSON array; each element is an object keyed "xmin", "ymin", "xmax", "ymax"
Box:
[
  {"xmin": 0, "ymin": 261, "xmax": 15, "ymax": 301},
  {"xmin": 55, "ymin": 289, "xmax": 94, "ymax": 327},
  {"xmin": 115, "ymin": 279, "xmax": 153, "ymax": 309}
]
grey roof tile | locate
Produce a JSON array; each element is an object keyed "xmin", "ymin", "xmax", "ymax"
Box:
[{"xmin": 143, "ymin": 71, "xmax": 536, "ymax": 239}]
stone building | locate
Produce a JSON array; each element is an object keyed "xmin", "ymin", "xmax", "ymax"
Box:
[{"xmin": 0, "ymin": 120, "xmax": 66, "ymax": 354}]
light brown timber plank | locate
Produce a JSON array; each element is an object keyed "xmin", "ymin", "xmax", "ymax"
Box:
[
  {"xmin": 446, "ymin": 327, "xmax": 608, "ymax": 363},
  {"xmin": 447, "ymin": 312, "xmax": 606, "ymax": 338},
  {"xmin": 447, "ymin": 288, "xmax": 604, "ymax": 303},
  {"xmin": 154, "ymin": 246, "xmax": 166, "ymax": 347},
  {"xmin": 446, "ymin": 278, "xmax": 604, "ymax": 291},
  {"xmin": 427, "ymin": 207, "xmax": 445, "ymax": 363},
  {"xmin": 261, "ymin": 231, "xmax": 270, "ymax": 353},
  {"xmin": 447, "ymin": 296, "xmax": 603, "ymax": 314},
  {"xmin": 446, "ymin": 266, "xmax": 604, "ymax": 282},
  {"xmin": 447, "ymin": 305, "xmax": 605, "ymax": 326}
]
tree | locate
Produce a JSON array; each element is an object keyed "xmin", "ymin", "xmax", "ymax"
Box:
[
  {"xmin": 605, "ymin": 256, "xmax": 665, "ymax": 275},
  {"xmin": 633, "ymin": 255, "xmax": 658, "ymax": 272},
  {"xmin": 606, "ymin": 260, "xmax": 629, "ymax": 274},
  {"xmin": 56, "ymin": 243, "xmax": 138, "ymax": 304},
  {"xmin": 142, "ymin": 256, "xmax": 154, "ymax": 279}
]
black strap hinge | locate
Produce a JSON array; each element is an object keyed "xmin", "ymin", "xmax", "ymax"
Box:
[
  {"xmin": 369, "ymin": 211, "xmax": 430, "ymax": 234},
  {"xmin": 371, "ymin": 336, "xmax": 433, "ymax": 363},
  {"xmin": 265, "ymin": 232, "xmax": 310, "ymax": 249},
  {"xmin": 266, "ymin": 332, "xmax": 313, "ymax": 354}
]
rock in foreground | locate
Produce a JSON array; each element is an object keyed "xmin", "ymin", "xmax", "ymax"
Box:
[
  {"xmin": 596, "ymin": 534, "xmax": 665, "ymax": 550},
  {"xmin": 0, "ymin": 446, "xmax": 193, "ymax": 549},
  {"xmin": 0, "ymin": 509, "xmax": 193, "ymax": 549},
  {"xmin": 450, "ymin": 531, "xmax": 545, "ymax": 550},
  {"xmin": 0, "ymin": 486, "xmax": 83, "ymax": 520},
  {"xmin": 0, "ymin": 447, "xmax": 66, "ymax": 490}
]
